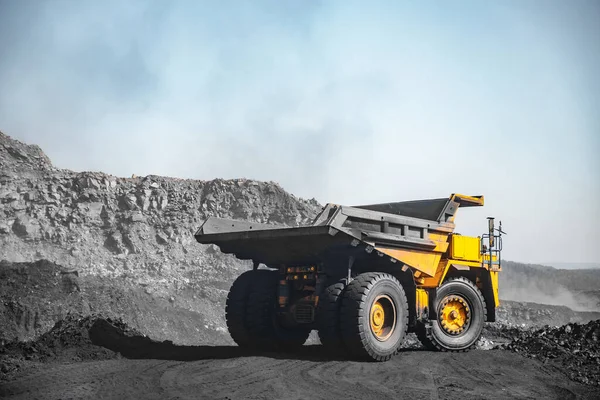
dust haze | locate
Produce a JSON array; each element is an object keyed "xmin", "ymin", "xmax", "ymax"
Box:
[{"xmin": 500, "ymin": 261, "xmax": 600, "ymax": 311}]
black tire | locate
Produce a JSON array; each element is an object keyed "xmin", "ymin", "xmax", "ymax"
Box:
[
  {"xmin": 245, "ymin": 270, "xmax": 310, "ymax": 351},
  {"xmin": 316, "ymin": 278, "xmax": 348, "ymax": 353},
  {"xmin": 340, "ymin": 272, "xmax": 409, "ymax": 361},
  {"xmin": 424, "ymin": 277, "xmax": 487, "ymax": 352},
  {"xmin": 225, "ymin": 270, "xmax": 257, "ymax": 347}
]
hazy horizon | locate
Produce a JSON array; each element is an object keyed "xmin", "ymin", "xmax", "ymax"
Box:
[
  {"xmin": 1, "ymin": 1, "xmax": 598, "ymax": 265},
  {"xmin": 544, "ymin": 262, "xmax": 600, "ymax": 270}
]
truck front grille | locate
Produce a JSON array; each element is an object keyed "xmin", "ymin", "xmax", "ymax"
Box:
[{"xmin": 294, "ymin": 303, "xmax": 314, "ymax": 324}]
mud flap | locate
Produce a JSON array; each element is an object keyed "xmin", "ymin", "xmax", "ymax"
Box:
[{"xmin": 479, "ymin": 271, "xmax": 496, "ymax": 322}]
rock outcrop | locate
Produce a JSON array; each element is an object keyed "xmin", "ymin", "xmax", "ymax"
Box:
[{"xmin": 0, "ymin": 130, "xmax": 320, "ymax": 283}]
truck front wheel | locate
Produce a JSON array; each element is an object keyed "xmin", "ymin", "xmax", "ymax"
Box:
[{"xmin": 421, "ymin": 276, "xmax": 487, "ymax": 352}]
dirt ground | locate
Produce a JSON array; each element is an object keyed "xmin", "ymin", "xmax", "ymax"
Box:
[{"xmin": 1, "ymin": 347, "xmax": 599, "ymax": 400}]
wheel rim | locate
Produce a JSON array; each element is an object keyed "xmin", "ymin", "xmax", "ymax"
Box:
[
  {"xmin": 369, "ymin": 294, "xmax": 396, "ymax": 341},
  {"xmin": 439, "ymin": 295, "xmax": 471, "ymax": 335}
]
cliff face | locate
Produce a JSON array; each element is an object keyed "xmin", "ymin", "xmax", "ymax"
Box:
[
  {"xmin": 0, "ymin": 131, "xmax": 321, "ymax": 343},
  {"xmin": 0, "ymin": 131, "xmax": 321, "ymax": 279}
]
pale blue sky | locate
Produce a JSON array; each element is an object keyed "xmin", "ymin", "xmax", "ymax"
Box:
[{"xmin": 0, "ymin": 0, "xmax": 598, "ymax": 264}]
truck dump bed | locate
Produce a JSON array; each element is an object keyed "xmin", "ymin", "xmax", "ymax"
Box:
[{"xmin": 194, "ymin": 194, "xmax": 483, "ymax": 276}]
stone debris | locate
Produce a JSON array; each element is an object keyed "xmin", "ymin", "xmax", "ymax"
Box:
[{"xmin": 477, "ymin": 336, "xmax": 495, "ymax": 350}]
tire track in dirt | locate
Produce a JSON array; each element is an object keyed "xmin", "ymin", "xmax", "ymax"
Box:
[{"xmin": 2, "ymin": 349, "xmax": 599, "ymax": 400}]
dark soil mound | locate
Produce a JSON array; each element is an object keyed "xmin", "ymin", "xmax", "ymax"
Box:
[
  {"xmin": 0, "ymin": 314, "xmax": 135, "ymax": 379},
  {"xmin": 503, "ymin": 320, "xmax": 600, "ymax": 386},
  {"xmin": 1, "ymin": 313, "xmax": 235, "ymax": 380}
]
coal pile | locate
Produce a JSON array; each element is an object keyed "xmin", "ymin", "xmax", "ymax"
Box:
[
  {"xmin": 0, "ymin": 314, "xmax": 138, "ymax": 379},
  {"xmin": 1, "ymin": 312, "xmax": 235, "ymax": 380},
  {"xmin": 503, "ymin": 320, "xmax": 600, "ymax": 386}
]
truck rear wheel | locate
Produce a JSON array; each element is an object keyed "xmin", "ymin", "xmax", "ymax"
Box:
[
  {"xmin": 316, "ymin": 278, "xmax": 348, "ymax": 354},
  {"xmin": 421, "ymin": 277, "xmax": 487, "ymax": 351},
  {"xmin": 340, "ymin": 272, "xmax": 408, "ymax": 361},
  {"xmin": 227, "ymin": 269, "xmax": 310, "ymax": 351},
  {"xmin": 225, "ymin": 270, "xmax": 257, "ymax": 347}
]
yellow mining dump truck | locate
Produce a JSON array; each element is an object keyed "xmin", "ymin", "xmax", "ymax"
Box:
[{"xmin": 195, "ymin": 194, "xmax": 503, "ymax": 361}]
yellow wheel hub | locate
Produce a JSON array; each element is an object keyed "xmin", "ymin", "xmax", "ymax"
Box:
[
  {"xmin": 439, "ymin": 295, "xmax": 470, "ymax": 335},
  {"xmin": 371, "ymin": 303, "xmax": 385, "ymax": 333},
  {"xmin": 369, "ymin": 295, "xmax": 396, "ymax": 341}
]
